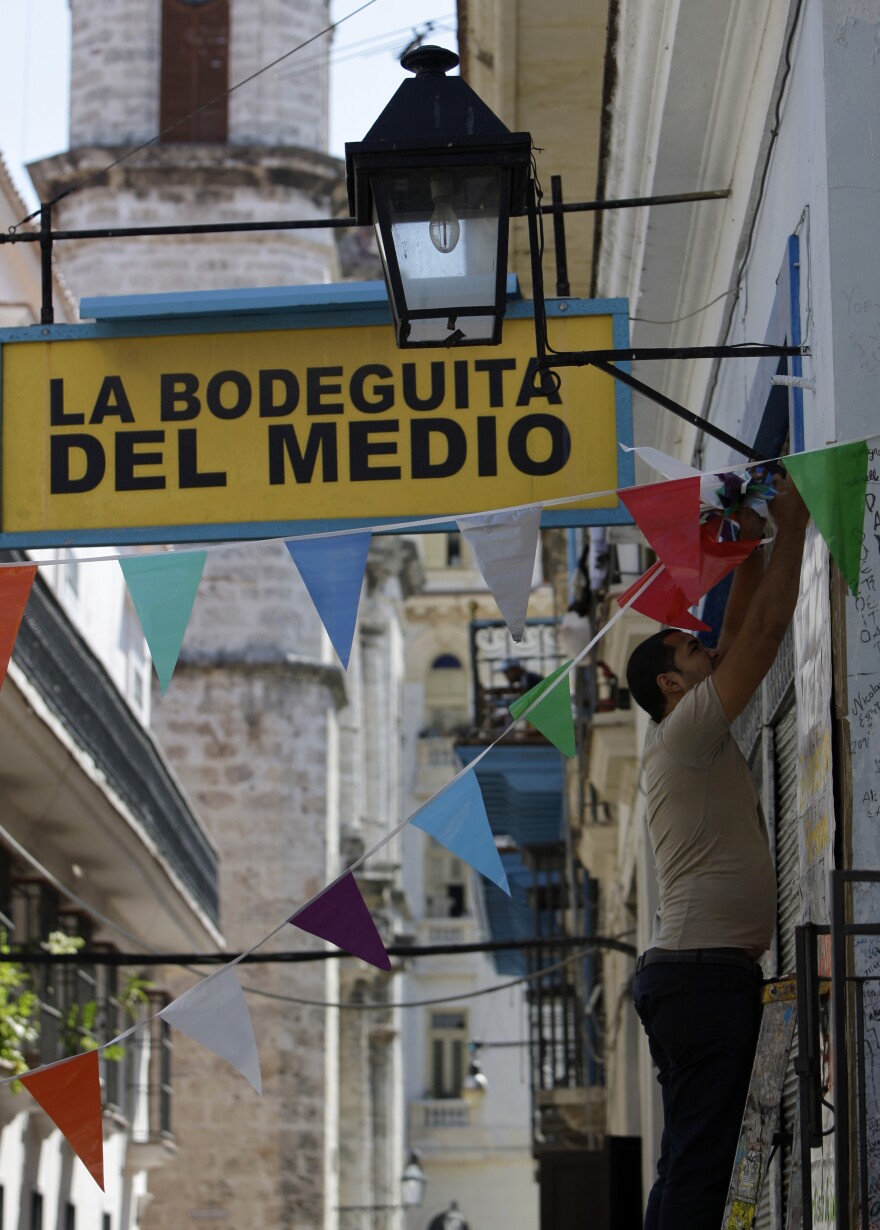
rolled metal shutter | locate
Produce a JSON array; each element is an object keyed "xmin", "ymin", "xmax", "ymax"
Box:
[{"xmin": 754, "ymin": 698, "xmax": 800, "ymax": 1230}]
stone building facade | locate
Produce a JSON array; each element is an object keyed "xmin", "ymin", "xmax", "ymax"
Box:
[{"xmin": 28, "ymin": 3, "xmax": 415, "ymax": 1228}]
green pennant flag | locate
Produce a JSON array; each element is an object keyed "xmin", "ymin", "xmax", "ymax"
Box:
[
  {"xmin": 509, "ymin": 660, "xmax": 576, "ymax": 757},
  {"xmin": 786, "ymin": 441, "xmax": 868, "ymax": 598}
]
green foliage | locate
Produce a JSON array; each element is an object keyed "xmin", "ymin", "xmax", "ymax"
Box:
[
  {"xmin": 0, "ymin": 932, "xmax": 158, "ymax": 1077},
  {"xmin": 0, "ymin": 936, "xmax": 38, "ymax": 1077}
]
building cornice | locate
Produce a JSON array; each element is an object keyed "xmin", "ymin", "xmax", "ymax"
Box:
[{"xmin": 28, "ymin": 143, "xmax": 344, "ymax": 204}]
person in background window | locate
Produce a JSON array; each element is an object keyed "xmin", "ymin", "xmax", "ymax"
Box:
[{"xmin": 498, "ymin": 658, "xmax": 543, "ymax": 693}]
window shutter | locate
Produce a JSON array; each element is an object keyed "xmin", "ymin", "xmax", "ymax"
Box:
[{"xmin": 160, "ymin": 0, "xmax": 229, "ymax": 142}]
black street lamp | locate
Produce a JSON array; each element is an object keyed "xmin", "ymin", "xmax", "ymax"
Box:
[{"xmin": 345, "ymin": 45, "xmax": 531, "ymax": 349}]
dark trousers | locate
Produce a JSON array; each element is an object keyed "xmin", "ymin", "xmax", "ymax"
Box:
[{"xmin": 633, "ymin": 959, "xmax": 762, "ymax": 1230}]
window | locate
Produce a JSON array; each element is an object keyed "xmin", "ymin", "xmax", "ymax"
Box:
[
  {"xmin": 425, "ymin": 653, "xmax": 467, "ymax": 732},
  {"xmin": 30, "ymin": 1192, "xmax": 42, "ymax": 1230},
  {"xmin": 425, "ymin": 847, "xmax": 467, "ymax": 919},
  {"xmin": 429, "ymin": 1010, "xmax": 468, "ymax": 1098},
  {"xmin": 65, "ymin": 1201, "xmax": 75, "ymax": 1230},
  {"xmin": 160, "ymin": 0, "xmax": 229, "ymax": 142}
]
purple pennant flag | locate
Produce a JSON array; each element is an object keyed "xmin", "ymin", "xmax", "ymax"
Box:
[{"xmin": 289, "ymin": 872, "xmax": 391, "ymax": 971}]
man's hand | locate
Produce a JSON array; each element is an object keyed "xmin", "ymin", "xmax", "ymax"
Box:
[
  {"xmin": 769, "ymin": 473, "xmax": 810, "ymax": 535},
  {"xmin": 733, "ymin": 506, "xmax": 767, "ymax": 542}
]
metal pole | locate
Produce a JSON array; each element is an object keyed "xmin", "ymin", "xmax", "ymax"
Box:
[
  {"xmin": 39, "ymin": 203, "xmax": 54, "ymax": 325},
  {"xmin": 550, "ymin": 176, "xmax": 570, "ymax": 297},
  {"xmin": 831, "ymin": 870, "xmax": 851, "ymax": 1230},
  {"xmin": 585, "ymin": 358, "xmax": 766, "ymax": 461},
  {"xmin": 794, "ymin": 924, "xmax": 816, "ymax": 1230},
  {"xmin": 537, "ymin": 188, "xmax": 731, "ymax": 215}
]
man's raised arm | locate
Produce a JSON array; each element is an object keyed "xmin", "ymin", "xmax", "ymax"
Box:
[{"xmin": 711, "ymin": 474, "xmax": 810, "ymax": 722}]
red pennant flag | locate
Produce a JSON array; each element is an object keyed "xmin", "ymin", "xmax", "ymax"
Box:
[
  {"xmin": 290, "ymin": 872, "xmax": 391, "ymax": 971},
  {"xmin": 697, "ymin": 517, "xmax": 761, "ymax": 592},
  {"xmin": 0, "ymin": 565, "xmax": 37, "ymax": 689},
  {"xmin": 22, "ymin": 1051, "xmax": 105, "ymax": 1190},
  {"xmin": 618, "ymin": 478, "xmax": 702, "ymax": 602},
  {"xmin": 617, "ymin": 561, "xmax": 710, "ymax": 632}
]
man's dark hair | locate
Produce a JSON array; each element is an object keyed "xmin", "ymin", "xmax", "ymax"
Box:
[{"xmin": 626, "ymin": 629, "xmax": 679, "ymax": 722}]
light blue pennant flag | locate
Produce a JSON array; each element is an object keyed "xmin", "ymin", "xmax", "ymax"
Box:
[
  {"xmin": 120, "ymin": 551, "xmax": 206, "ymax": 695},
  {"xmin": 411, "ymin": 771, "xmax": 510, "ymax": 895},
  {"xmin": 285, "ymin": 533, "xmax": 371, "ymax": 670}
]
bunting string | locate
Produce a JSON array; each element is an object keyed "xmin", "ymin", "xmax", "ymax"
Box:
[{"xmin": 4, "ymin": 430, "xmax": 874, "ymax": 1189}]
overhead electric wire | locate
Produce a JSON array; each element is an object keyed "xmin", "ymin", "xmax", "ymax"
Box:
[{"xmin": 11, "ymin": 0, "xmax": 384, "ymax": 230}]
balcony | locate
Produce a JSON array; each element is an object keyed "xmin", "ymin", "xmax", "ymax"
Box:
[{"xmin": 5, "ymin": 565, "xmax": 219, "ymax": 932}]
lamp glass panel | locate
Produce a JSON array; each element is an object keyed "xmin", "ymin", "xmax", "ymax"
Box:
[{"xmin": 372, "ymin": 167, "xmax": 504, "ymax": 339}]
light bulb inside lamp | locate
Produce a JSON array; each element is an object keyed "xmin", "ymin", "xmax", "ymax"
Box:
[{"xmin": 429, "ymin": 195, "xmax": 460, "ymax": 254}]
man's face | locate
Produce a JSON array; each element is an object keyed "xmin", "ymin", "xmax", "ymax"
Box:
[{"xmin": 662, "ymin": 631, "xmax": 719, "ymax": 694}]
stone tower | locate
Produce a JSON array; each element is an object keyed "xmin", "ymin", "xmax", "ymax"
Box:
[
  {"xmin": 31, "ymin": 0, "xmax": 340, "ymax": 298},
  {"xmin": 29, "ymin": 3, "xmax": 415, "ymax": 1228}
]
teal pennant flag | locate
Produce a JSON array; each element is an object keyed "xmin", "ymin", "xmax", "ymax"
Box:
[
  {"xmin": 411, "ymin": 771, "xmax": 510, "ymax": 895},
  {"xmin": 509, "ymin": 660, "xmax": 576, "ymax": 757},
  {"xmin": 285, "ymin": 532, "xmax": 371, "ymax": 670},
  {"xmin": 120, "ymin": 551, "xmax": 206, "ymax": 695}
]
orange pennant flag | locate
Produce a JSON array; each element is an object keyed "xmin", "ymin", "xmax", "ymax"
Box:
[
  {"xmin": 21, "ymin": 1051, "xmax": 105, "ymax": 1190},
  {"xmin": 0, "ymin": 565, "xmax": 36, "ymax": 689}
]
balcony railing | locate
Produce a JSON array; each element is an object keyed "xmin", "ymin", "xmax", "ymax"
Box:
[{"xmin": 9, "ymin": 562, "xmax": 219, "ymax": 924}]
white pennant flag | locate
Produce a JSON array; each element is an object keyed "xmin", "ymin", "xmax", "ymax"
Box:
[
  {"xmin": 458, "ymin": 505, "xmax": 542, "ymax": 642},
  {"xmin": 160, "ymin": 969, "xmax": 262, "ymax": 1095},
  {"xmin": 620, "ymin": 444, "xmax": 740, "ymax": 509}
]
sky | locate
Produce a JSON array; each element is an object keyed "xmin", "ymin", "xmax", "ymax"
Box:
[{"xmin": 0, "ymin": 0, "xmax": 458, "ymax": 213}]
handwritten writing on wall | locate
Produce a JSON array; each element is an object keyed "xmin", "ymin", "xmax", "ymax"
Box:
[
  {"xmin": 845, "ymin": 435, "xmax": 880, "ymax": 1227},
  {"xmin": 793, "ymin": 524, "xmax": 837, "ymax": 1229},
  {"xmin": 794, "ymin": 524, "xmax": 835, "ymax": 924}
]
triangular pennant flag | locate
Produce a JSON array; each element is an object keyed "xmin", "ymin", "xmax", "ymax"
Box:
[
  {"xmin": 509, "ymin": 661, "xmax": 576, "ymax": 757},
  {"xmin": 160, "ymin": 969, "xmax": 261, "ymax": 1094},
  {"xmin": 618, "ymin": 477, "xmax": 703, "ymax": 602},
  {"xmin": 617, "ymin": 562, "xmax": 710, "ymax": 632},
  {"xmin": 120, "ymin": 552, "xmax": 206, "ymax": 694},
  {"xmin": 787, "ymin": 441, "xmax": 868, "ymax": 597},
  {"xmin": 285, "ymin": 532, "xmax": 371, "ymax": 669},
  {"xmin": 22, "ymin": 1051, "xmax": 104, "ymax": 1190},
  {"xmin": 290, "ymin": 871, "xmax": 391, "ymax": 971},
  {"xmin": 0, "ymin": 565, "xmax": 37, "ymax": 689},
  {"xmin": 697, "ymin": 517, "xmax": 761, "ymax": 593},
  {"xmin": 411, "ymin": 772, "xmax": 510, "ymax": 894},
  {"xmin": 620, "ymin": 443, "xmax": 702, "ymax": 482},
  {"xmin": 457, "ymin": 505, "xmax": 541, "ymax": 642}
]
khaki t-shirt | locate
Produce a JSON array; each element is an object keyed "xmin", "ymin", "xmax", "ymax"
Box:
[{"xmin": 644, "ymin": 676, "xmax": 776, "ymax": 956}]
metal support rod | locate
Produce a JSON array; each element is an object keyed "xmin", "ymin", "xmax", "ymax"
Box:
[
  {"xmin": 584, "ymin": 358, "xmax": 766, "ymax": 461},
  {"xmin": 831, "ymin": 871, "xmax": 852, "ymax": 1230},
  {"xmin": 537, "ymin": 188, "xmax": 730, "ymax": 215},
  {"xmin": 541, "ymin": 345, "xmax": 805, "ymax": 363},
  {"xmin": 550, "ymin": 176, "xmax": 570, "ymax": 297},
  {"xmin": 794, "ymin": 925, "xmax": 817, "ymax": 1230},
  {"xmin": 0, "ymin": 217, "xmax": 359, "ymax": 244},
  {"xmin": 527, "ymin": 179, "xmax": 552, "ymax": 378},
  {"xmin": 39, "ymin": 203, "xmax": 54, "ymax": 325},
  {"xmin": 0, "ymin": 189, "xmax": 732, "ymax": 247}
]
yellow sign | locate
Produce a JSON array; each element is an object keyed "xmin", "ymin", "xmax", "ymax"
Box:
[{"xmin": 1, "ymin": 309, "xmax": 629, "ymax": 543}]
